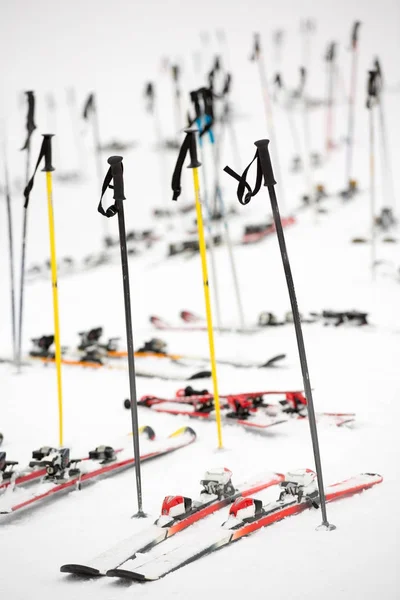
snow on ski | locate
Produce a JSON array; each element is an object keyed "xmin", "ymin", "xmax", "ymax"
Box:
[
  {"xmin": 107, "ymin": 472, "xmax": 383, "ymax": 581},
  {"xmin": 60, "ymin": 468, "xmax": 284, "ymax": 577},
  {"xmin": 0, "ymin": 427, "xmax": 196, "ymax": 519}
]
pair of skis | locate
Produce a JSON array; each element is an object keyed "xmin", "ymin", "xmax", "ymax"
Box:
[
  {"xmin": 60, "ymin": 470, "xmax": 382, "ymax": 581},
  {"xmin": 0, "ymin": 427, "xmax": 196, "ymax": 519},
  {"xmin": 137, "ymin": 389, "xmax": 356, "ymax": 430},
  {"xmin": 150, "ymin": 311, "xmax": 260, "ymax": 334}
]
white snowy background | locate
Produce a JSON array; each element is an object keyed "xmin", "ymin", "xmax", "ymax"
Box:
[{"xmin": 0, "ymin": 0, "xmax": 399, "ymax": 598}]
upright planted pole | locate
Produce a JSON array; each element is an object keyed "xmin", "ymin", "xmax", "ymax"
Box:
[
  {"xmin": 17, "ymin": 91, "xmax": 36, "ymax": 372},
  {"xmin": 342, "ymin": 21, "xmax": 361, "ymax": 199},
  {"xmin": 200, "ymin": 86, "xmax": 246, "ymax": 331},
  {"xmin": 83, "ymin": 92, "xmax": 109, "ymax": 245},
  {"xmin": 251, "ymin": 34, "xmax": 286, "ymax": 214},
  {"xmin": 190, "ymin": 88, "xmax": 222, "ymax": 332},
  {"xmin": 23, "ymin": 135, "xmax": 63, "ymax": 445},
  {"xmin": 3, "ymin": 146, "xmax": 17, "ymax": 363},
  {"xmin": 172, "ymin": 130, "xmax": 223, "ymax": 450},
  {"xmin": 98, "ymin": 156, "xmax": 146, "ymax": 515},
  {"xmin": 366, "ymin": 69, "xmax": 379, "ymax": 279},
  {"xmin": 374, "ymin": 59, "xmax": 396, "ymax": 218},
  {"xmin": 224, "ymin": 141, "xmax": 335, "ymax": 530},
  {"xmin": 325, "ymin": 42, "xmax": 337, "ymax": 154}
]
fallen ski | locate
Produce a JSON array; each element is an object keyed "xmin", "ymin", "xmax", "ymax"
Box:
[
  {"xmin": 28, "ymin": 355, "xmax": 212, "ymax": 381},
  {"xmin": 150, "ymin": 315, "xmax": 259, "ymax": 334},
  {"xmin": 60, "ymin": 468, "xmax": 283, "ymax": 576},
  {"xmin": 0, "ymin": 427, "xmax": 196, "ymax": 519},
  {"xmin": 108, "ymin": 472, "xmax": 382, "ymax": 581},
  {"xmin": 138, "ymin": 390, "xmax": 355, "ymax": 429}
]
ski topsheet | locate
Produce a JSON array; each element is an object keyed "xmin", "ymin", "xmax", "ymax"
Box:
[
  {"xmin": 0, "ymin": 427, "xmax": 196, "ymax": 519},
  {"xmin": 60, "ymin": 470, "xmax": 284, "ymax": 576},
  {"xmin": 108, "ymin": 473, "xmax": 382, "ymax": 581}
]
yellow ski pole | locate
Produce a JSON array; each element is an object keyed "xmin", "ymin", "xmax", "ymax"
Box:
[
  {"xmin": 23, "ymin": 134, "xmax": 63, "ymax": 446},
  {"xmin": 172, "ymin": 130, "xmax": 223, "ymax": 449}
]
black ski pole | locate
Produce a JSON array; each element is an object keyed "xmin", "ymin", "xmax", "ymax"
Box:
[
  {"xmin": 97, "ymin": 156, "xmax": 145, "ymax": 518},
  {"xmin": 17, "ymin": 90, "xmax": 36, "ymax": 372},
  {"xmin": 325, "ymin": 42, "xmax": 337, "ymax": 154},
  {"xmin": 3, "ymin": 145, "xmax": 17, "ymax": 363},
  {"xmin": 223, "ymin": 141, "xmax": 335, "ymax": 531}
]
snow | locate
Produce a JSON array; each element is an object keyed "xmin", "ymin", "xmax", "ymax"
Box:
[{"xmin": 1, "ymin": 0, "xmax": 400, "ymax": 598}]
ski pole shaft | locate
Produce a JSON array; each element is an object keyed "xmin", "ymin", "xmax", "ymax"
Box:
[
  {"xmin": 255, "ymin": 138, "xmax": 334, "ymax": 530},
  {"xmin": 42, "ymin": 135, "xmax": 64, "ymax": 446},
  {"xmin": 210, "ymin": 130, "xmax": 245, "ymax": 330},
  {"xmin": 344, "ymin": 22, "xmax": 361, "ymax": 189},
  {"xmin": 197, "ymin": 134, "xmax": 222, "ymax": 332},
  {"xmin": 369, "ymin": 107, "xmax": 376, "ymax": 278},
  {"xmin": 107, "ymin": 156, "xmax": 145, "ymax": 515},
  {"xmin": 16, "ymin": 139, "xmax": 31, "ymax": 372},
  {"xmin": 4, "ymin": 153, "xmax": 17, "ymax": 363},
  {"xmin": 188, "ymin": 134, "xmax": 223, "ymax": 449}
]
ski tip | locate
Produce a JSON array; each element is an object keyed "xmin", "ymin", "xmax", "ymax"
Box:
[
  {"xmin": 139, "ymin": 425, "xmax": 156, "ymax": 440},
  {"xmin": 261, "ymin": 353, "xmax": 287, "ymax": 368},
  {"xmin": 106, "ymin": 568, "xmax": 146, "ymax": 580},
  {"xmin": 168, "ymin": 426, "xmax": 197, "ymax": 440},
  {"xmin": 60, "ymin": 564, "xmax": 102, "ymax": 577},
  {"xmin": 187, "ymin": 370, "xmax": 211, "ymax": 380}
]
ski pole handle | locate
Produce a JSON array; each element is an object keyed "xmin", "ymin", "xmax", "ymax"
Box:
[
  {"xmin": 41, "ymin": 134, "xmax": 55, "ymax": 172},
  {"xmin": 107, "ymin": 156, "xmax": 125, "ymax": 201},
  {"xmin": 186, "ymin": 130, "xmax": 201, "ymax": 169},
  {"xmin": 254, "ymin": 139, "xmax": 276, "ymax": 187}
]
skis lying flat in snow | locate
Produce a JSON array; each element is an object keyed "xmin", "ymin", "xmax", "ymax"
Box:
[
  {"xmin": 0, "ymin": 427, "xmax": 196, "ymax": 519},
  {"xmin": 60, "ymin": 468, "xmax": 284, "ymax": 577},
  {"xmin": 111, "ymin": 349, "xmax": 286, "ymax": 370},
  {"xmin": 107, "ymin": 472, "xmax": 382, "ymax": 582},
  {"xmin": 150, "ymin": 314, "xmax": 260, "ymax": 335},
  {"xmin": 138, "ymin": 390, "xmax": 356, "ymax": 429},
  {"xmin": 28, "ymin": 355, "xmax": 213, "ymax": 381}
]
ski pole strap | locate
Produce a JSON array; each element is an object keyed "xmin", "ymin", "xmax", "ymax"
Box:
[
  {"xmin": 20, "ymin": 91, "xmax": 36, "ymax": 151},
  {"xmin": 223, "ymin": 139, "xmax": 276, "ymax": 205},
  {"xmin": 98, "ymin": 156, "xmax": 125, "ymax": 218},
  {"xmin": 171, "ymin": 130, "xmax": 201, "ymax": 201},
  {"xmin": 23, "ymin": 134, "xmax": 54, "ymax": 208}
]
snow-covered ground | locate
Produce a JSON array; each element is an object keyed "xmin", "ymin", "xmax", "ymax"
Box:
[{"xmin": 1, "ymin": 1, "xmax": 400, "ymax": 598}]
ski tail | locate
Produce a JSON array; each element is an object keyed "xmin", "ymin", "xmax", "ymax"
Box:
[
  {"xmin": 149, "ymin": 315, "xmax": 171, "ymax": 329},
  {"xmin": 180, "ymin": 310, "xmax": 204, "ymax": 324},
  {"xmin": 261, "ymin": 353, "xmax": 287, "ymax": 368}
]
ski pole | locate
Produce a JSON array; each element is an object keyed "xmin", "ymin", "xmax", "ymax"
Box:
[
  {"xmin": 374, "ymin": 58, "xmax": 396, "ymax": 218},
  {"xmin": 23, "ymin": 134, "xmax": 64, "ymax": 446},
  {"xmin": 190, "ymin": 90, "xmax": 222, "ymax": 331},
  {"xmin": 172, "ymin": 130, "xmax": 224, "ymax": 450},
  {"xmin": 17, "ymin": 90, "xmax": 36, "ymax": 373},
  {"xmin": 325, "ymin": 42, "xmax": 337, "ymax": 154},
  {"xmin": 98, "ymin": 156, "xmax": 146, "ymax": 516},
  {"xmin": 224, "ymin": 141, "xmax": 335, "ymax": 530},
  {"xmin": 251, "ymin": 34, "xmax": 287, "ymax": 215},
  {"xmin": 3, "ymin": 144, "xmax": 17, "ymax": 363},
  {"xmin": 272, "ymin": 30, "xmax": 284, "ymax": 66},
  {"xmin": 342, "ymin": 21, "xmax": 361, "ymax": 198},
  {"xmin": 366, "ymin": 69, "xmax": 379, "ymax": 279},
  {"xmin": 203, "ymin": 89, "xmax": 246, "ymax": 331},
  {"xmin": 83, "ymin": 93, "xmax": 110, "ymax": 245}
]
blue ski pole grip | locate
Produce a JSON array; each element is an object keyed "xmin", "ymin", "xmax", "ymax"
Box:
[
  {"xmin": 107, "ymin": 156, "xmax": 126, "ymax": 201},
  {"xmin": 41, "ymin": 134, "xmax": 55, "ymax": 172},
  {"xmin": 254, "ymin": 139, "xmax": 277, "ymax": 187}
]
